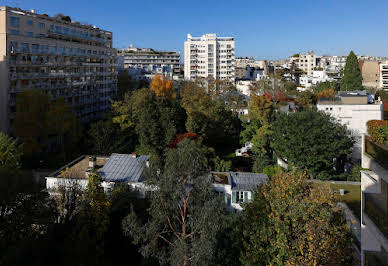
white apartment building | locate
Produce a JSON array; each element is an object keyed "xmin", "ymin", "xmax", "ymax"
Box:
[
  {"xmin": 299, "ymin": 69, "xmax": 335, "ymax": 89},
  {"xmin": 289, "ymin": 51, "xmax": 320, "ymax": 76},
  {"xmin": 184, "ymin": 33, "xmax": 235, "ymax": 80},
  {"xmin": 0, "ymin": 6, "xmax": 117, "ymax": 133},
  {"xmin": 117, "ymin": 45, "xmax": 181, "ymax": 79},
  {"xmin": 379, "ymin": 63, "xmax": 388, "ymax": 90},
  {"xmin": 360, "ymin": 134, "xmax": 388, "ymax": 265},
  {"xmin": 317, "ymin": 93, "xmax": 383, "ymax": 159}
]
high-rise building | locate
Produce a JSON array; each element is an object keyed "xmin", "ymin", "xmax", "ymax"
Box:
[
  {"xmin": 184, "ymin": 33, "xmax": 235, "ymax": 80},
  {"xmin": 0, "ymin": 6, "xmax": 117, "ymax": 133},
  {"xmin": 117, "ymin": 45, "xmax": 180, "ymax": 80}
]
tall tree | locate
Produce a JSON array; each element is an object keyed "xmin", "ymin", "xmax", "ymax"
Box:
[
  {"xmin": 271, "ymin": 109, "xmax": 354, "ymax": 179},
  {"xmin": 340, "ymin": 51, "xmax": 363, "ymax": 91},
  {"xmin": 241, "ymin": 170, "xmax": 353, "ymax": 265},
  {"xmin": 123, "ymin": 139, "xmax": 226, "ymax": 266},
  {"xmin": 0, "ymin": 133, "xmax": 23, "ymax": 169},
  {"xmin": 150, "ymin": 75, "xmax": 176, "ymax": 100}
]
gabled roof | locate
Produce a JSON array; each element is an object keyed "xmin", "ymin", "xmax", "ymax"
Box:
[
  {"xmin": 100, "ymin": 153, "xmax": 149, "ymax": 183},
  {"xmin": 230, "ymin": 172, "xmax": 268, "ymax": 191}
]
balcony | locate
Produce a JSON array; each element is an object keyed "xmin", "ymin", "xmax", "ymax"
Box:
[
  {"xmin": 365, "ymin": 135, "xmax": 388, "ymax": 170},
  {"xmin": 364, "ymin": 194, "xmax": 388, "ymax": 239}
]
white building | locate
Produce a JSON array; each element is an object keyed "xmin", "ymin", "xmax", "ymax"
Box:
[
  {"xmin": 317, "ymin": 93, "xmax": 383, "ymax": 159},
  {"xmin": 360, "ymin": 134, "xmax": 388, "ymax": 265},
  {"xmin": 379, "ymin": 63, "xmax": 388, "ymax": 90},
  {"xmin": 211, "ymin": 171, "xmax": 268, "ymax": 211},
  {"xmin": 299, "ymin": 69, "xmax": 335, "ymax": 89},
  {"xmin": 184, "ymin": 33, "xmax": 235, "ymax": 80}
]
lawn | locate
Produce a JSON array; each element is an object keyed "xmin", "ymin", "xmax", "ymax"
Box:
[{"xmin": 330, "ymin": 183, "xmax": 361, "ymax": 220}]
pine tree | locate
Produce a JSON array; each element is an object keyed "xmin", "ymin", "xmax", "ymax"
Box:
[{"xmin": 340, "ymin": 51, "xmax": 363, "ymax": 91}]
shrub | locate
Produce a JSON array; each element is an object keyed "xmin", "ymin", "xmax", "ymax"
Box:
[{"xmin": 367, "ymin": 120, "xmax": 388, "ymax": 144}]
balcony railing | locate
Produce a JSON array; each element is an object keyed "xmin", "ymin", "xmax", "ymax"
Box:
[
  {"xmin": 365, "ymin": 194, "xmax": 388, "ymax": 239},
  {"xmin": 365, "ymin": 135, "xmax": 388, "ymax": 170}
]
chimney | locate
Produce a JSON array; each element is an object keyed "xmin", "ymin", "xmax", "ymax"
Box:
[
  {"xmin": 131, "ymin": 152, "xmax": 137, "ymax": 158},
  {"xmin": 89, "ymin": 156, "xmax": 96, "ymax": 168}
]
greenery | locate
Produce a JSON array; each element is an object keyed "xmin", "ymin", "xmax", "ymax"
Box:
[
  {"xmin": 271, "ymin": 109, "xmax": 354, "ymax": 179},
  {"xmin": 340, "ymin": 51, "xmax": 363, "ymax": 91},
  {"xmin": 123, "ymin": 139, "xmax": 226, "ymax": 265},
  {"xmin": 241, "ymin": 170, "xmax": 353, "ymax": 265},
  {"xmin": 0, "ymin": 133, "xmax": 23, "ymax": 169}
]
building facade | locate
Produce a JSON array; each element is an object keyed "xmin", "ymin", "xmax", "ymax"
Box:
[
  {"xmin": 299, "ymin": 69, "xmax": 335, "ymax": 89},
  {"xmin": 289, "ymin": 51, "xmax": 320, "ymax": 76},
  {"xmin": 184, "ymin": 33, "xmax": 235, "ymax": 80},
  {"xmin": 379, "ymin": 63, "xmax": 388, "ymax": 90},
  {"xmin": 359, "ymin": 61, "xmax": 380, "ymax": 89},
  {"xmin": 0, "ymin": 6, "xmax": 117, "ymax": 133},
  {"xmin": 361, "ymin": 134, "xmax": 388, "ymax": 265},
  {"xmin": 117, "ymin": 45, "xmax": 180, "ymax": 80}
]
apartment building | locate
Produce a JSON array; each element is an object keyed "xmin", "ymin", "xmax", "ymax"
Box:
[
  {"xmin": 184, "ymin": 33, "xmax": 235, "ymax": 80},
  {"xmin": 379, "ymin": 63, "xmax": 388, "ymax": 90},
  {"xmin": 361, "ymin": 134, "xmax": 388, "ymax": 265},
  {"xmin": 0, "ymin": 6, "xmax": 117, "ymax": 133},
  {"xmin": 289, "ymin": 51, "xmax": 320, "ymax": 76},
  {"xmin": 117, "ymin": 45, "xmax": 180, "ymax": 79},
  {"xmin": 360, "ymin": 61, "xmax": 380, "ymax": 89}
]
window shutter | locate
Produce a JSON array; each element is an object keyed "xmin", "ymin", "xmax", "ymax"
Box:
[
  {"xmin": 244, "ymin": 191, "xmax": 248, "ymax": 202},
  {"xmin": 232, "ymin": 191, "xmax": 237, "ymax": 203},
  {"xmin": 224, "ymin": 193, "xmax": 228, "ymax": 205}
]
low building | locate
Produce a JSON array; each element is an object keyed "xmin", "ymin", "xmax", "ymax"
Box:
[
  {"xmin": 317, "ymin": 92, "xmax": 383, "ymax": 159},
  {"xmin": 211, "ymin": 171, "xmax": 268, "ymax": 211},
  {"xmin": 299, "ymin": 69, "xmax": 335, "ymax": 90},
  {"xmin": 289, "ymin": 51, "xmax": 320, "ymax": 76},
  {"xmin": 46, "ymin": 153, "xmax": 150, "ymax": 194},
  {"xmin": 360, "ymin": 134, "xmax": 388, "ymax": 265}
]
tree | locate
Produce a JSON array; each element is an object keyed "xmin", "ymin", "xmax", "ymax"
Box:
[
  {"xmin": 241, "ymin": 170, "xmax": 353, "ymax": 265},
  {"xmin": 123, "ymin": 139, "xmax": 226, "ymax": 266},
  {"xmin": 150, "ymin": 75, "xmax": 176, "ymax": 100},
  {"xmin": 271, "ymin": 110, "xmax": 354, "ymax": 179},
  {"xmin": 87, "ymin": 119, "xmax": 137, "ymax": 156},
  {"xmin": 0, "ymin": 133, "xmax": 23, "ymax": 169},
  {"xmin": 181, "ymin": 82, "xmax": 242, "ymax": 148},
  {"xmin": 340, "ymin": 51, "xmax": 363, "ymax": 91},
  {"xmin": 112, "ymin": 88, "xmax": 186, "ymax": 157},
  {"xmin": 12, "ymin": 89, "xmax": 81, "ymax": 164}
]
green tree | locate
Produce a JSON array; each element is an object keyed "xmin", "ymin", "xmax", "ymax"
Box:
[
  {"xmin": 0, "ymin": 133, "xmax": 23, "ymax": 169},
  {"xmin": 241, "ymin": 170, "xmax": 353, "ymax": 265},
  {"xmin": 123, "ymin": 139, "xmax": 226, "ymax": 266},
  {"xmin": 87, "ymin": 119, "xmax": 137, "ymax": 156},
  {"xmin": 112, "ymin": 88, "xmax": 186, "ymax": 158},
  {"xmin": 271, "ymin": 110, "xmax": 354, "ymax": 179},
  {"xmin": 182, "ymin": 82, "xmax": 242, "ymax": 148},
  {"xmin": 340, "ymin": 51, "xmax": 363, "ymax": 91}
]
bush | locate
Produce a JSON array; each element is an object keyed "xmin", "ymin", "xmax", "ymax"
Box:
[{"xmin": 367, "ymin": 120, "xmax": 388, "ymax": 144}]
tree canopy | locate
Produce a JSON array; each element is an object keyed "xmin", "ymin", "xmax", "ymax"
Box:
[
  {"xmin": 123, "ymin": 139, "xmax": 226, "ymax": 266},
  {"xmin": 340, "ymin": 51, "xmax": 363, "ymax": 91},
  {"xmin": 271, "ymin": 109, "xmax": 354, "ymax": 179},
  {"xmin": 0, "ymin": 133, "xmax": 23, "ymax": 169},
  {"xmin": 241, "ymin": 170, "xmax": 353, "ymax": 265}
]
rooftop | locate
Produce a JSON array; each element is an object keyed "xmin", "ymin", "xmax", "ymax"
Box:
[{"xmin": 211, "ymin": 171, "xmax": 268, "ymax": 190}]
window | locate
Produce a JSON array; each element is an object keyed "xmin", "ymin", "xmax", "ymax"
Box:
[
  {"xmin": 50, "ymin": 25, "xmax": 54, "ymax": 31},
  {"xmin": 31, "ymin": 44, "xmax": 39, "ymax": 53},
  {"xmin": 55, "ymin": 26, "xmax": 62, "ymax": 33},
  {"xmin": 41, "ymin": 45, "xmax": 48, "ymax": 53},
  {"xmin": 10, "ymin": 17, "xmax": 19, "ymax": 27},
  {"xmin": 59, "ymin": 47, "xmax": 65, "ymax": 54},
  {"xmin": 10, "ymin": 29, "xmax": 19, "ymax": 35},
  {"xmin": 40, "ymin": 22, "xmax": 45, "ymax": 28},
  {"xmin": 27, "ymin": 32, "xmax": 33, "ymax": 37},
  {"xmin": 21, "ymin": 43, "xmax": 29, "ymax": 52},
  {"xmin": 63, "ymin": 27, "xmax": 69, "ymax": 34},
  {"xmin": 27, "ymin": 20, "xmax": 33, "ymax": 26},
  {"xmin": 50, "ymin": 45, "xmax": 57, "ymax": 54}
]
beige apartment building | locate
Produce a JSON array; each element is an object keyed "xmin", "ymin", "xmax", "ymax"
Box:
[
  {"xmin": 289, "ymin": 51, "xmax": 319, "ymax": 76},
  {"xmin": 0, "ymin": 6, "xmax": 117, "ymax": 133},
  {"xmin": 359, "ymin": 61, "xmax": 380, "ymax": 89}
]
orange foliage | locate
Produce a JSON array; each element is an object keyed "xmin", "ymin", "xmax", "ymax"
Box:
[
  {"xmin": 150, "ymin": 75, "xmax": 176, "ymax": 99},
  {"xmin": 316, "ymin": 88, "xmax": 336, "ymax": 100},
  {"xmin": 169, "ymin": 133, "xmax": 200, "ymax": 148}
]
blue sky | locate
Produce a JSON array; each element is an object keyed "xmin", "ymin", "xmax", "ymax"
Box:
[{"xmin": 6, "ymin": 0, "xmax": 388, "ymax": 59}]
